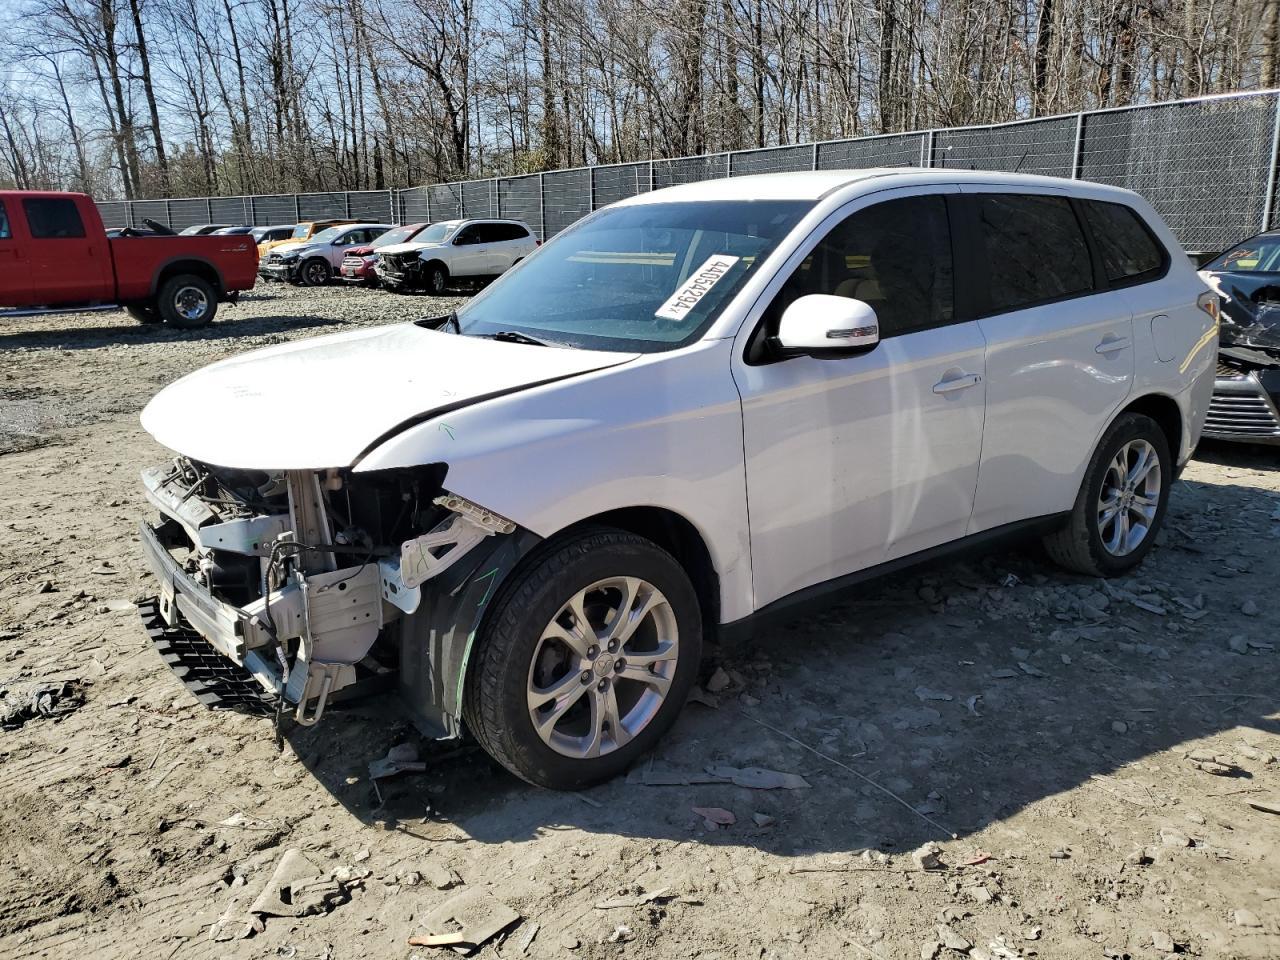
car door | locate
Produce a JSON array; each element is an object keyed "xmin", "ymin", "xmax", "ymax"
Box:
[
  {"xmin": 0, "ymin": 199, "xmax": 32, "ymax": 307},
  {"xmin": 449, "ymin": 224, "xmax": 488, "ymax": 276},
  {"xmin": 329, "ymin": 228, "xmax": 368, "ymax": 268},
  {"xmin": 732, "ymin": 188, "xmax": 989, "ymax": 609},
  {"xmin": 21, "ymin": 196, "xmax": 112, "ymax": 303},
  {"xmin": 959, "ymin": 188, "xmax": 1135, "ymax": 533}
]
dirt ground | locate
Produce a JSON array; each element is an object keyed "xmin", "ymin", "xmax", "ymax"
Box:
[{"xmin": 1, "ymin": 283, "xmax": 1278, "ymax": 960}]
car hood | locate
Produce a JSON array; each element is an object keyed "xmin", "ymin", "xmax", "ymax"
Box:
[
  {"xmin": 141, "ymin": 325, "xmax": 638, "ymax": 470},
  {"xmin": 1201, "ymin": 269, "xmax": 1280, "ymax": 354},
  {"xmin": 269, "ymin": 241, "xmax": 309, "ymax": 258},
  {"xmin": 347, "ymin": 244, "xmax": 376, "ymax": 256},
  {"xmin": 378, "ymin": 241, "xmax": 441, "ymax": 257}
]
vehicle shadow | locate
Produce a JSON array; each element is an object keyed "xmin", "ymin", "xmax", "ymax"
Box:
[
  {"xmin": 282, "ymin": 468, "xmax": 1279, "ymax": 856},
  {"xmin": 0, "ymin": 312, "xmax": 347, "ymax": 352}
]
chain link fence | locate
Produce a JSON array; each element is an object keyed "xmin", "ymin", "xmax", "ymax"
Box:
[{"xmin": 96, "ymin": 90, "xmax": 1280, "ymax": 253}]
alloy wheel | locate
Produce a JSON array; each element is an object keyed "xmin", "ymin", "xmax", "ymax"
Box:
[
  {"xmin": 1096, "ymin": 438, "xmax": 1161, "ymax": 556},
  {"xmin": 526, "ymin": 576, "xmax": 678, "ymax": 759},
  {"xmin": 173, "ymin": 285, "xmax": 209, "ymax": 322}
]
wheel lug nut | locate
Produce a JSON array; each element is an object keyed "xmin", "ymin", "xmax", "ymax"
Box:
[
  {"xmin": 597, "ymin": 678, "xmax": 608, "ymax": 691},
  {"xmin": 587, "ymin": 645, "xmax": 598, "ymax": 659},
  {"xmin": 581, "ymin": 671, "xmax": 591, "ymax": 683},
  {"xmin": 607, "ymin": 640, "xmax": 618, "ymax": 653},
  {"xmin": 614, "ymin": 658, "xmax": 625, "ymax": 672}
]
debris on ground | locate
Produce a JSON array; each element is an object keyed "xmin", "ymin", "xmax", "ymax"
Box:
[
  {"xmin": 911, "ymin": 842, "xmax": 946, "ymax": 871},
  {"xmin": 691, "ymin": 806, "xmax": 735, "ymax": 829},
  {"xmin": 369, "ymin": 742, "xmax": 427, "ymax": 779},
  {"xmin": 408, "ymin": 889, "xmax": 520, "ymax": 954},
  {"xmin": 1248, "ymin": 797, "xmax": 1280, "ymax": 815},
  {"xmin": 628, "ymin": 762, "xmax": 807, "ymax": 789},
  {"xmin": 0, "ymin": 677, "xmax": 85, "ymax": 729},
  {"xmin": 594, "ymin": 887, "xmax": 671, "ymax": 909},
  {"xmin": 704, "ymin": 667, "xmax": 732, "ymax": 693},
  {"xmin": 249, "ymin": 848, "xmax": 347, "ymax": 918},
  {"xmin": 604, "ymin": 924, "xmax": 634, "ymax": 943}
]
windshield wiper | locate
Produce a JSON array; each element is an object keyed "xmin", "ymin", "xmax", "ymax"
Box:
[
  {"xmin": 488, "ymin": 329, "xmax": 555, "ymax": 347},
  {"xmin": 415, "ymin": 310, "xmax": 460, "ymax": 334}
]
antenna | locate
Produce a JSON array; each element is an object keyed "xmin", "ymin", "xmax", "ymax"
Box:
[{"xmin": 1012, "ymin": 149, "xmax": 1030, "ymax": 174}]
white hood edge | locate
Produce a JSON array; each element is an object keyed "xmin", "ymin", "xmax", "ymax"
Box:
[{"xmin": 141, "ymin": 324, "xmax": 637, "ymax": 470}]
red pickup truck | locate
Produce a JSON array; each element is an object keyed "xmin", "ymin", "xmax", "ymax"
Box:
[{"xmin": 0, "ymin": 191, "xmax": 258, "ymax": 328}]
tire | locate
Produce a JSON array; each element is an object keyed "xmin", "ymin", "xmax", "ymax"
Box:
[
  {"xmin": 1042, "ymin": 412, "xmax": 1172, "ymax": 577},
  {"xmin": 425, "ymin": 262, "xmax": 448, "ymax": 295},
  {"xmin": 126, "ymin": 304, "xmax": 160, "ymax": 325},
  {"xmin": 156, "ymin": 274, "xmax": 217, "ymax": 329},
  {"xmin": 299, "ymin": 258, "xmax": 330, "ymax": 286},
  {"xmin": 463, "ymin": 527, "xmax": 702, "ymax": 790}
]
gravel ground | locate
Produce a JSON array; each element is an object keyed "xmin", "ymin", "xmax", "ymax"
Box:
[{"xmin": 1, "ymin": 283, "xmax": 1279, "ymax": 960}]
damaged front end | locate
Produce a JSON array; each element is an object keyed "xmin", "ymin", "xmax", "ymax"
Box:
[
  {"xmin": 1201, "ymin": 270, "xmax": 1280, "ymax": 443},
  {"xmin": 137, "ymin": 457, "xmax": 537, "ymax": 734},
  {"xmin": 375, "ymin": 251, "xmax": 426, "ymax": 290}
]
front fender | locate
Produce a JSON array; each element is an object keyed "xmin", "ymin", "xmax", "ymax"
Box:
[{"xmin": 354, "ymin": 339, "xmax": 754, "ymax": 623}]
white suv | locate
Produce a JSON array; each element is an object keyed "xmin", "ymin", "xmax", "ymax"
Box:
[
  {"xmin": 137, "ymin": 170, "xmax": 1217, "ymax": 789},
  {"xmin": 375, "ymin": 218, "xmax": 538, "ymax": 293}
]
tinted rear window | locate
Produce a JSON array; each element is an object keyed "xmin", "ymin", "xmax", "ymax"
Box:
[
  {"xmin": 23, "ymin": 198, "xmax": 86, "ymax": 239},
  {"xmin": 979, "ymin": 194, "xmax": 1093, "ymax": 314},
  {"xmin": 0, "ymin": 201, "xmax": 9, "ymax": 239},
  {"xmin": 1081, "ymin": 200, "xmax": 1166, "ymax": 283}
]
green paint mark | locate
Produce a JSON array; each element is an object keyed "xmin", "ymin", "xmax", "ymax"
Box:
[
  {"xmin": 438, "ymin": 422, "xmax": 456, "ymax": 440},
  {"xmin": 454, "ymin": 568, "xmax": 501, "ymax": 707}
]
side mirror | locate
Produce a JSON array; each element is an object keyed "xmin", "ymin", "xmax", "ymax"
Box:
[{"xmin": 773, "ymin": 294, "xmax": 880, "ymax": 357}]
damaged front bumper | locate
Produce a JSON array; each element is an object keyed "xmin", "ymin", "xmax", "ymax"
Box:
[
  {"xmin": 1204, "ymin": 351, "xmax": 1280, "ymax": 444},
  {"xmin": 137, "ymin": 458, "xmax": 532, "ymax": 733}
]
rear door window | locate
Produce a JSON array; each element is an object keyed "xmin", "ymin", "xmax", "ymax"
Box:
[
  {"xmin": 1080, "ymin": 200, "xmax": 1167, "ymax": 284},
  {"xmin": 22, "ymin": 198, "xmax": 86, "ymax": 239},
  {"xmin": 978, "ymin": 194, "xmax": 1093, "ymax": 314},
  {"xmin": 0, "ymin": 201, "xmax": 10, "ymax": 239}
]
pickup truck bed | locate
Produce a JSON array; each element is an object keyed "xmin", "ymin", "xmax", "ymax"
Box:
[{"xmin": 0, "ymin": 191, "xmax": 258, "ymax": 328}]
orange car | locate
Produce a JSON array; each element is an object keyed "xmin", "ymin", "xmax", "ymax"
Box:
[{"xmin": 257, "ymin": 219, "xmax": 355, "ymax": 272}]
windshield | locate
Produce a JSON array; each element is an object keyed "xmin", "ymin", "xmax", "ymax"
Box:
[
  {"xmin": 372, "ymin": 225, "xmax": 418, "ymax": 249},
  {"xmin": 179, "ymin": 225, "xmax": 205, "ymax": 235},
  {"xmin": 417, "ymin": 222, "xmax": 459, "ymax": 244},
  {"xmin": 1208, "ymin": 235, "xmax": 1280, "ymax": 273},
  {"xmin": 455, "ymin": 200, "xmax": 811, "ymax": 352},
  {"xmin": 291, "ymin": 224, "xmax": 311, "ymax": 239},
  {"xmin": 308, "ymin": 226, "xmax": 344, "ymax": 245}
]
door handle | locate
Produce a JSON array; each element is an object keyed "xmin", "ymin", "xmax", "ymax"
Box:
[
  {"xmin": 1095, "ymin": 334, "xmax": 1131, "ymax": 354},
  {"xmin": 932, "ymin": 372, "xmax": 982, "ymax": 394}
]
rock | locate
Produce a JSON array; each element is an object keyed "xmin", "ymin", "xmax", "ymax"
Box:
[
  {"xmin": 36, "ymin": 580, "xmax": 55, "ymax": 594},
  {"xmin": 1127, "ymin": 846, "xmax": 1154, "ymax": 866},
  {"xmin": 1151, "ymin": 931, "xmax": 1176, "ymax": 952},
  {"xmin": 421, "ymin": 860, "xmax": 461, "ymax": 890},
  {"xmin": 1022, "ymin": 926, "xmax": 1042, "ymax": 940},
  {"xmin": 911, "ymin": 841, "xmax": 945, "ymax": 871},
  {"xmin": 921, "ymin": 941, "xmax": 941, "ymax": 960},
  {"xmin": 705, "ymin": 667, "xmax": 732, "ymax": 693},
  {"xmin": 1159, "ymin": 828, "xmax": 1191, "ymax": 848},
  {"xmin": 752, "ymin": 812, "xmax": 776, "ymax": 827},
  {"xmin": 915, "ymin": 686, "xmax": 953, "ymax": 702},
  {"xmin": 1233, "ymin": 908, "xmax": 1262, "ymax": 928},
  {"xmin": 1050, "ymin": 848, "xmax": 1070, "ymax": 859},
  {"xmin": 1017, "ymin": 661, "xmax": 1047, "ymax": 678},
  {"xmin": 1112, "ymin": 721, "xmax": 1128, "ymax": 734},
  {"xmin": 1241, "ymin": 599, "xmax": 1260, "ymax": 616},
  {"xmin": 935, "ymin": 924, "xmax": 971, "ymax": 951},
  {"xmin": 560, "ymin": 932, "xmax": 581, "ymax": 949},
  {"xmin": 1228, "ymin": 635, "xmax": 1250, "ymax": 655}
]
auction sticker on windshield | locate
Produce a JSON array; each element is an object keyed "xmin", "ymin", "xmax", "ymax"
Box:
[{"xmin": 654, "ymin": 255, "xmax": 740, "ymax": 321}]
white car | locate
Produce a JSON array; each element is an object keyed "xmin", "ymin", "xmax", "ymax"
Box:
[
  {"xmin": 136, "ymin": 169, "xmax": 1217, "ymax": 789},
  {"xmin": 260, "ymin": 223, "xmax": 392, "ymax": 285},
  {"xmin": 375, "ymin": 218, "xmax": 538, "ymax": 293}
]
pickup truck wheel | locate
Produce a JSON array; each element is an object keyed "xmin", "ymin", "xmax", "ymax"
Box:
[
  {"xmin": 463, "ymin": 528, "xmax": 702, "ymax": 790},
  {"xmin": 300, "ymin": 258, "xmax": 330, "ymax": 286},
  {"xmin": 426, "ymin": 263, "xmax": 448, "ymax": 295},
  {"xmin": 157, "ymin": 275, "xmax": 217, "ymax": 329},
  {"xmin": 1042, "ymin": 412, "xmax": 1171, "ymax": 577},
  {"xmin": 126, "ymin": 304, "xmax": 160, "ymax": 325}
]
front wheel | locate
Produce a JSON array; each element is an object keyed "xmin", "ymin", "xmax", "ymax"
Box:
[
  {"xmin": 464, "ymin": 528, "xmax": 702, "ymax": 789},
  {"xmin": 156, "ymin": 274, "xmax": 217, "ymax": 329},
  {"xmin": 299, "ymin": 258, "xmax": 330, "ymax": 286},
  {"xmin": 425, "ymin": 262, "xmax": 448, "ymax": 295},
  {"xmin": 1042, "ymin": 412, "xmax": 1172, "ymax": 576}
]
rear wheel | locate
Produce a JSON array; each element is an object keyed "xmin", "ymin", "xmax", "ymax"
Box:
[
  {"xmin": 299, "ymin": 258, "xmax": 330, "ymax": 286},
  {"xmin": 1042, "ymin": 412, "xmax": 1171, "ymax": 576},
  {"xmin": 156, "ymin": 275, "xmax": 217, "ymax": 329},
  {"xmin": 126, "ymin": 304, "xmax": 160, "ymax": 325},
  {"xmin": 464, "ymin": 528, "xmax": 702, "ymax": 789}
]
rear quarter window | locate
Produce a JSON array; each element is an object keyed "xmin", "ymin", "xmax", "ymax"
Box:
[
  {"xmin": 978, "ymin": 194, "xmax": 1093, "ymax": 314},
  {"xmin": 1081, "ymin": 200, "xmax": 1167, "ymax": 284},
  {"xmin": 22, "ymin": 198, "xmax": 86, "ymax": 239}
]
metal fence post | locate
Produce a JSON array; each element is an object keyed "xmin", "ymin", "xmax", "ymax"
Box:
[
  {"xmin": 648, "ymin": 160, "xmax": 655, "ymax": 192},
  {"xmin": 293, "ymin": 195, "xmax": 301, "ymax": 222},
  {"xmin": 1071, "ymin": 112, "xmax": 1085, "ymax": 179},
  {"xmin": 344, "ymin": 192, "xmax": 351, "ymax": 219},
  {"xmin": 1263, "ymin": 94, "xmax": 1280, "ymax": 232},
  {"xmin": 812, "ymin": 143, "xmax": 819, "ymax": 170},
  {"xmin": 589, "ymin": 167, "xmax": 597, "ymax": 211},
  {"xmin": 920, "ymin": 131, "xmax": 934, "ymax": 168},
  {"xmin": 725, "ymin": 152, "xmax": 732, "ymax": 177},
  {"xmin": 538, "ymin": 172, "xmax": 546, "ymax": 240},
  {"xmin": 206, "ymin": 198, "xmax": 213, "ymax": 221}
]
